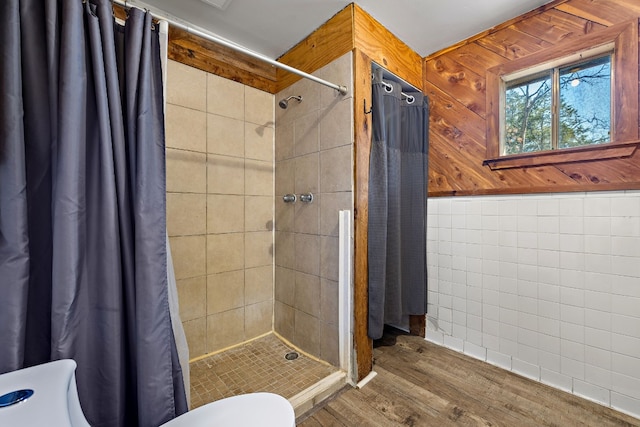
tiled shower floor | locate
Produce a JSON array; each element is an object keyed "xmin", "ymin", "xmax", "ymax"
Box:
[{"xmin": 189, "ymin": 333, "xmax": 338, "ymax": 409}]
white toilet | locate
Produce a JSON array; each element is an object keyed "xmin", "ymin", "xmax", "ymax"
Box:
[{"xmin": 0, "ymin": 359, "xmax": 295, "ymax": 427}]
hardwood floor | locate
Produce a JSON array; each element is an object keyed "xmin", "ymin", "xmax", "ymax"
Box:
[{"xmin": 299, "ymin": 330, "xmax": 640, "ymax": 426}]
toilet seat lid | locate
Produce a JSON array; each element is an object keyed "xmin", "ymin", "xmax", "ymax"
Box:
[{"xmin": 161, "ymin": 392, "xmax": 295, "ymax": 427}]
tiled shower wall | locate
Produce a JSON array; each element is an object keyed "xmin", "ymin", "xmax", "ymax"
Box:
[
  {"xmin": 426, "ymin": 191, "xmax": 640, "ymax": 418},
  {"xmin": 274, "ymin": 53, "xmax": 354, "ymax": 366},
  {"xmin": 165, "ymin": 60, "xmax": 275, "ymax": 359}
]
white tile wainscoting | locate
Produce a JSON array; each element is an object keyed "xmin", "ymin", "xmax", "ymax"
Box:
[{"xmin": 426, "ymin": 191, "xmax": 640, "ymax": 419}]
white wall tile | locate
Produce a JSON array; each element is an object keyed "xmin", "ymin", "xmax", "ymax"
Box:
[
  {"xmin": 574, "ymin": 380, "xmax": 610, "ymax": 405},
  {"xmin": 612, "ymin": 372, "xmax": 640, "ymax": 400},
  {"xmin": 464, "ymin": 341, "xmax": 487, "ymax": 361},
  {"xmin": 611, "ymin": 237, "xmax": 640, "ymax": 257},
  {"xmin": 611, "ymin": 217, "xmax": 640, "ymax": 237},
  {"xmin": 443, "ymin": 335, "xmax": 464, "ymax": 352},
  {"xmin": 611, "ymin": 256, "xmax": 640, "ymax": 277},
  {"xmin": 611, "ymin": 314, "xmax": 640, "ymax": 339},
  {"xmin": 585, "ymin": 197, "xmax": 611, "ymax": 217},
  {"xmin": 611, "ymin": 392, "xmax": 640, "ymax": 419},
  {"xmin": 487, "ymin": 349, "xmax": 512, "ymax": 369},
  {"xmin": 541, "ymin": 368, "xmax": 573, "ymax": 392},
  {"xmin": 584, "ymin": 216, "xmax": 611, "ymax": 236},
  {"xmin": 428, "ymin": 192, "xmax": 640, "ymax": 415},
  {"xmin": 513, "ymin": 358, "xmax": 540, "ymax": 381}
]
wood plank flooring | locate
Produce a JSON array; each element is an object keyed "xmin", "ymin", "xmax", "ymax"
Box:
[{"xmin": 299, "ymin": 330, "xmax": 640, "ymax": 426}]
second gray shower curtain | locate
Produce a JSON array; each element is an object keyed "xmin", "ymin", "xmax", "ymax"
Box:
[{"xmin": 368, "ymin": 69, "xmax": 429, "ymax": 340}]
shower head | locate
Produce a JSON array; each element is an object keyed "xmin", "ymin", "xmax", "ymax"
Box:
[{"xmin": 278, "ymin": 95, "xmax": 302, "ymax": 109}]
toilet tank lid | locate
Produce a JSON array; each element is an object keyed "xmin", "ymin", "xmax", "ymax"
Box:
[{"xmin": 0, "ymin": 360, "xmax": 78, "ymax": 425}]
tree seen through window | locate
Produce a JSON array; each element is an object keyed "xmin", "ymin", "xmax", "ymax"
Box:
[{"xmin": 503, "ymin": 54, "xmax": 611, "ymax": 155}]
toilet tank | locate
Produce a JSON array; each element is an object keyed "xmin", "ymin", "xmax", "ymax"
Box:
[{"xmin": 0, "ymin": 359, "xmax": 90, "ymax": 426}]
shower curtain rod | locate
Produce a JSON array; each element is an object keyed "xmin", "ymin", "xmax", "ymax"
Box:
[{"xmin": 112, "ymin": 0, "xmax": 348, "ymax": 96}]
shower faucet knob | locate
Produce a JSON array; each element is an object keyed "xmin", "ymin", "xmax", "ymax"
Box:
[
  {"xmin": 283, "ymin": 194, "xmax": 297, "ymax": 203},
  {"xmin": 299, "ymin": 193, "xmax": 314, "ymax": 203}
]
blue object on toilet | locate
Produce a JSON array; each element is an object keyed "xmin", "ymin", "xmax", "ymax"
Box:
[
  {"xmin": 0, "ymin": 359, "xmax": 90, "ymax": 426},
  {"xmin": 0, "ymin": 389, "xmax": 34, "ymax": 407}
]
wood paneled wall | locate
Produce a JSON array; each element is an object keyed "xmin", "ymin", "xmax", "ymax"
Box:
[
  {"xmin": 351, "ymin": 5, "xmax": 424, "ymax": 381},
  {"xmin": 425, "ymin": 0, "xmax": 640, "ymax": 196}
]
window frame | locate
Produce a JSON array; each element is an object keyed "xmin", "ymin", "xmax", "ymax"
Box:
[{"xmin": 484, "ymin": 20, "xmax": 638, "ymax": 170}]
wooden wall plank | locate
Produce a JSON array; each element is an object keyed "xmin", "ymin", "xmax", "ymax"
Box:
[
  {"xmin": 514, "ymin": 8, "xmax": 606, "ymax": 44},
  {"xmin": 425, "ymin": 56, "xmax": 486, "ymax": 118},
  {"xmin": 353, "ymin": 5, "xmax": 423, "ymax": 90},
  {"xmin": 350, "ymin": 5, "xmax": 425, "ymax": 381},
  {"xmin": 476, "ymin": 26, "xmax": 553, "ymax": 60},
  {"xmin": 168, "ymin": 37, "xmax": 277, "ymax": 93},
  {"xmin": 425, "ymin": 0, "xmax": 573, "ymax": 60},
  {"xmin": 556, "ymin": 0, "xmax": 640, "ymax": 26},
  {"xmin": 275, "ymin": 5, "xmax": 355, "ymax": 93},
  {"xmin": 353, "ymin": 49, "xmax": 373, "ymax": 382},
  {"xmin": 444, "ymin": 43, "xmax": 509, "ymax": 77}
]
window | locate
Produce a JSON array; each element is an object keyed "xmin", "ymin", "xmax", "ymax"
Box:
[
  {"xmin": 484, "ymin": 20, "xmax": 638, "ymax": 170},
  {"xmin": 504, "ymin": 53, "xmax": 611, "ymax": 155}
]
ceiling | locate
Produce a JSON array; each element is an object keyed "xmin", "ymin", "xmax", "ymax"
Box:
[{"xmin": 129, "ymin": 0, "xmax": 553, "ymax": 59}]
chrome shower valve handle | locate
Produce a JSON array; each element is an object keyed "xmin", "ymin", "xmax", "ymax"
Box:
[
  {"xmin": 299, "ymin": 193, "xmax": 314, "ymax": 203},
  {"xmin": 282, "ymin": 194, "xmax": 297, "ymax": 203}
]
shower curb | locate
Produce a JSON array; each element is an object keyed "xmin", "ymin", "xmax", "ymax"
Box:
[{"xmin": 290, "ymin": 370, "xmax": 347, "ymax": 420}]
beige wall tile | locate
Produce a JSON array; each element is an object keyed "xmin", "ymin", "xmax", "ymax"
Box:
[
  {"xmin": 275, "ymin": 159, "xmax": 294, "ymax": 196},
  {"xmin": 294, "ymin": 310, "xmax": 320, "ymax": 357},
  {"xmin": 166, "ymin": 104, "xmax": 207, "ymax": 153},
  {"xmin": 245, "ymin": 159, "xmax": 273, "ymax": 196},
  {"xmin": 275, "ymin": 79, "xmax": 318, "ymax": 125},
  {"xmin": 294, "ymin": 199, "xmax": 319, "ymax": 235},
  {"xmin": 245, "ymin": 300, "xmax": 273, "ymax": 338},
  {"xmin": 170, "ymin": 235, "xmax": 206, "ymax": 280},
  {"xmin": 167, "ymin": 149, "xmax": 206, "ymax": 194},
  {"xmin": 245, "ymin": 123, "xmax": 273, "ymax": 162},
  {"xmin": 167, "ymin": 60, "xmax": 207, "ymax": 111},
  {"xmin": 207, "ymin": 233, "xmax": 244, "ymax": 273},
  {"xmin": 207, "ymin": 114, "xmax": 244, "ymax": 158},
  {"xmin": 245, "ymin": 231, "xmax": 273, "ymax": 268},
  {"xmin": 274, "ymin": 301, "xmax": 294, "ymax": 342},
  {"xmin": 294, "ymin": 153, "xmax": 319, "ymax": 195},
  {"xmin": 319, "ymin": 191, "xmax": 352, "ymax": 237},
  {"xmin": 177, "ymin": 276, "xmax": 207, "ymax": 322},
  {"xmin": 183, "ymin": 317, "xmax": 206, "ymax": 358},
  {"xmin": 275, "ymin": 232, "xmax": 295, "ymax": 269},
  {"xmin": 320, "ymin": 145, "xmax": 352, "ymax": 193},
  {"xmin": 207, "ymin": 270, "xmax": 244, "ymax": 314},
  {"xmin": 275, "ymin": 267, "xmax": 295, "ymax": 306},
  {"xmin": 245, "ymin": 196, "xmax": 273, "ymax": 232},
  {"xmin": 245, "ymin": 86, "xmax": 274, "ymax": 126},
  {"xmin": 320, "ymin": 235, "xmax": 339, "ymax": 281},
  {"xmin": 207, "ymin": 154, "xmax": 244, "ymax": 195},
  {"xmin": 316, "ymin": 52, "xmax": 353, "ymax": 109},
  {"xmin": 206, "ymin": 308, "xmax": 244, "ymax": 352},
  {"xmin": 320, "ymin": 322, "xmax": 340, "ymax": 367},
  {"xmin": 245, "ymin": 265, "xmax": 273, "ymax": 305},
  {"xmin": 320, "ymin": 278, "xmax": 339, "ymax": 324},
  {"xmin": 275, "ymin": 122, "xmax": 294, "ymax": 161},
  {"xmin": 208, "ymin": 195, "xmax": 244, "ymax": 234},
  {"xmin": 275, "ymin": 197, "xmax": 294, "ymax": 232},
  {"xmin": 294, "ymin": 111, "xmax": 319, "ymax": 157},
  {"xmin": 208, "ymin": 74, "xmax": 244, "ymax": 121},
  {"xmin": 295, "ymin": 234, "xmax": 320, "ymax": 276},
  {"xmin": 319, "ymin": 98, "xmax": 353, "ymax": 151},
  {"xmin": 295, "ymin": 272, "xmax": 320, "ymax": 317},
  {"xmin": 167, "ymin": 193, "xmax": 206, "ymax": 237}
]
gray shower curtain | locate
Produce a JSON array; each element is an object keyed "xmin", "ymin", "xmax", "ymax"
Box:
[
  {"xmin": 368, "ymin": 69, "xmax": 429, "ymax": 340},
  {"xmin": 0, "ymin": 1, "xmax": 187, "ymax": 426}
]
